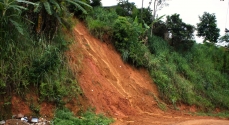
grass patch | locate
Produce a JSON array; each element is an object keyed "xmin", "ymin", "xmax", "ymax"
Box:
[
  {"xmin": 52, "ymin": 108, "xmax": 114, "ymax": 125},
  {"xmin": 194, "ymin": 111, "xmax": 229, "ymax": 119},
  {"xmin": 149, "ymin": 92, "xmax": 167, "ymax": 111},
  {"xmin": 0, "ymin": 22, "xmax": 83, "ymax": 118}
]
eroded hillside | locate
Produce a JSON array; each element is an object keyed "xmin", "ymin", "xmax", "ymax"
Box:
[{"xmin": 66, "ymin": 22, "xmax": 229, "ymax": 125}]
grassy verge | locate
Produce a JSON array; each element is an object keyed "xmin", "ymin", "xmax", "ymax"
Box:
[
  {"xmin": 52, "ymin": 108, "xmax": 114, "ymax": 125},
  {"xmin": 193, "ymin": 111, "xmax": 229, "ymax": 119}
]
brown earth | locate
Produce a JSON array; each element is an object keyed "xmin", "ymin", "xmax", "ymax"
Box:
[
  {"xmin": 66, "ymin": 21, "xmax": 229, "ymax": 125},
  {"xmin": 7, "ymin": 21, "xmax": 229, "ymax": 125}
]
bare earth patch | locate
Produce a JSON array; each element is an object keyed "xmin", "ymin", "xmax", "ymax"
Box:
[{"xmin": 66, "ymin": 21, "xmax": 229, "ymax": 125}]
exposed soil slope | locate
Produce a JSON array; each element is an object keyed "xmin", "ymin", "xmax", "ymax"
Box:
[{"xmin": 67, "ymin": 22, "xmax": 229, "ymax": 125}]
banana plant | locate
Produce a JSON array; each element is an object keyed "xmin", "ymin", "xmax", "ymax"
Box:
[
  {"xmin": 0, "ymin": 0, "xmax": 36, "ymax": 35},
  {"xmin": 150, "ymin": 14, "xmax": 165, "ymax": 36},
  {"xmin": 33, "ymin": 0, "xmax": 92, "ymax": 36}
]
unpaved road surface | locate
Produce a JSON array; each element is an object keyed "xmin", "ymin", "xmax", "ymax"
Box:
[{"xmin": 66, "ymin": 21, "xmax": 229, "ymax": 125}]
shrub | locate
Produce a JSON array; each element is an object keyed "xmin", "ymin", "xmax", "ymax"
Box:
[
  {"xmin": 85, "ymin": 7, "xmax": 118, "ymax": 40},
  {"xmin": 113, "ymin": 16, "xmax": 149, "ymax": 67},
  {"xmin": 52, "ymin": 108, "xmax": 113, "ymax": 125}
]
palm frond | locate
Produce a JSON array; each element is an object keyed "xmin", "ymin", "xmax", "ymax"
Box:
[
  {"xmin": 66, "ymin": 0, "xmax": 91, "ymax": 14},
  {"xmin": 150, "ymin": 15, "xmax": 165, "ymax": 27},
  {"xmin": 43, "ymin": 1, "xmax": 52, "ymax": 15},
  {"xmin": 16, "ymin": 0, "xmax": 37, "ymax": 6},
  {"xmin": 50, "ymin": 0, "xmax": 61, "ymax": 12},
  {"xmin": 34, "ymin": 2, "xmax": 42, "ymax": 13},
  {"xmin": 71, "ymin": 0, "xmax": 92, "ymax": 9},
  {"xmin": 10, "ymin": 19, "xmax": 24, "ymax": 35},
  {"xmin": 9, "ymin": 4, "xmax": 27, "ymax": 11}
]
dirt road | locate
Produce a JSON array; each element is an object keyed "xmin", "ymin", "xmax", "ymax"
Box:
[{"xmin": 66, "ymin": 21, "xmax": 229, "ymax": 125}]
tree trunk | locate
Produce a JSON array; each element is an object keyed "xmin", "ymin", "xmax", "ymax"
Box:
[{"xmin": 141, "ymin": 0, "xmax": 144, "ymax": 22}]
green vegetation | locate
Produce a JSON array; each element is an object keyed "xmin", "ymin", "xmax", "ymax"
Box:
[
  {"xmin": 0, "ymin": 0, "xmax": 112, "ymax": 123},
  {"xmin": 219, "ymin": 34, "xmax": 229, "ymax": 43},
  {"xmin": 149, "ymin": 92, "xmax": 167, "ymax": 111},
  {"xmin": 85, "ymin": 7, "xmax": 118, "ymax": 40},
  {"xmin": 52, "ymin": 108, "xmax": 114, "ymax": 125},
  {"xmin": 197, "ymin": 12, "xmax": 220, "ymax": 43},
  {"xmin": 1, "ymin": 0, "xmax": 229, "ymax": 122},
  {"xmin": 84, "ymin": 5, "xmax": 229, "ymax": 112},
  {"xmin": 166, "ymin": 14, "xmax": 195, "ymax": 51},
  {"xmin": 195, "ymin": 111, "xmax": 229, "ymax": 118}
]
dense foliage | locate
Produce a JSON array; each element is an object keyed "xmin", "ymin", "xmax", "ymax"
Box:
[
  {"xmin": 166, "ymin": 14, "xmax": 195, "ymax": 50},
  {"xmin": 1, "ymin": 0, "xmax": 229, "ymax": 121},
  {"xmin": 85, "ymin": 6, "xmax": 229, "ymax": 111},
  {"xmin": 0, "ymin": 0, "xmax": 88, "ymax": 101},
  {"xmin": 197, "ymin": 12, "xmax": 220, "ymax": 43},
  {"xmin": 0, "ymin": 0, "xmax": 112, "ymax": 123}
]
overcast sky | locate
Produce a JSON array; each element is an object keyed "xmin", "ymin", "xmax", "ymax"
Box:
[{"xmin": 101, "ymin": 0, "xmax": 229, "ymax": 43}]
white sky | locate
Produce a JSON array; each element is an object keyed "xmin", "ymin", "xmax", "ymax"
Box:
[{"xmin": 101, "ymin": 0, "xmax": 229, "ymax": 43}]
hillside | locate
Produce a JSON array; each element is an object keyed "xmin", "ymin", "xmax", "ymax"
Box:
[
  {"xmin": 1, "ymin": 1, "xmax": 229, "ymax": 124},
  {"xmin": 67, "ymin": 21, "xmax": 229, "ymax": 125}
]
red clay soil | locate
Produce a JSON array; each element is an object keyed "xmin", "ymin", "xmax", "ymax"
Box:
[
  {"xmin": 66, "ymin": 21, "xmax": 229, "ymax": 125},
  {"xmin": 10, "ymin": 94, "xmax": 55, "ymax": 119}
]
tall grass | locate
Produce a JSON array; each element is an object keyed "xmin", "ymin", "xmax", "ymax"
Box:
[
  {"xmin": 148, "ymin": 35, "xmax": 229, "ymax": 110},
  {"xmin": 84, "ymin": 7, "xmax": 229, "ymax": 111},
  {"xmin": 85, "ymin": 7, "xmax": 118, "ymax": 41},
  {"xmin": 0, "ymin": 17, "xmax": 87, "ymax": 119},
  {"xmin": 0, "ymin": 2, "xmax": 112, "ymax": 121},
  {"xmin": 0, "ymin": 22, "xmax": 81, "ymax": 103}
]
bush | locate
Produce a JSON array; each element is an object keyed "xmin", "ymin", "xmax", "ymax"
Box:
[
  {"xmin": 113, "ymin": 16, "xmax": 149, "ymax": 67},
  {"xmin": 85, "ymin": 7, "xmax": 118, "ymax": 40},
  {"xmin": 52, "ymin": 108, "xmax": 113, "ymax": 125}
]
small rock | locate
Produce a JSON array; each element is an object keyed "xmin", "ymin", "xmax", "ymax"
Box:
[
  {"xmin": 38, "ymin": 118, "xmax": 43, "ymax": 122},
  {"xmin": 21, "ymin": 117, "xmax": 28, "ymax": 122},
  {"xmin": 31, "ymin": 118, "xmax": 38, "ymax": 123},
  {"xmin": 0, "ymin": 120, "xmax": 5, "ymax": 125}
]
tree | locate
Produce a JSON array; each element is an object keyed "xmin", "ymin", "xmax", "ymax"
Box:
[
  {"xmin": 166, "ymin": 14, "xmax": 195, "ymax": 49},
  {"xmin": 32, "ymin": 0, "xmax": 92, "ymax": 39},
  {"xmin": 148, "ymin": 0, "xmax": 168, "ymax": 38},
  {"xmin": 219, "ymin": 33, "xmax": 229, "ymax": 43},
  {"xmin": 138, "ymin": 8, "xmax": 153, "ymax": 25},
  {"xmin": 90, "ymin": 0, "xmax": 102, "ymax": 7},
  {"xmin": 149, "ymin": 0, "xmax": 168, "ymax": 20},
  {"xmin": 152, "ymin": 20, "xmax": 167, "ymax": 38},
  {"xmin": 116, "ymin": 0, "xmax": 137, "ymax": 17},
  {"xmin": 197, "ymin": 12, "xmax": 220, "ymax": 43},
  {"xmin": 141, "ymin": 0, "xmax": 144, "ymax": 21}
]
